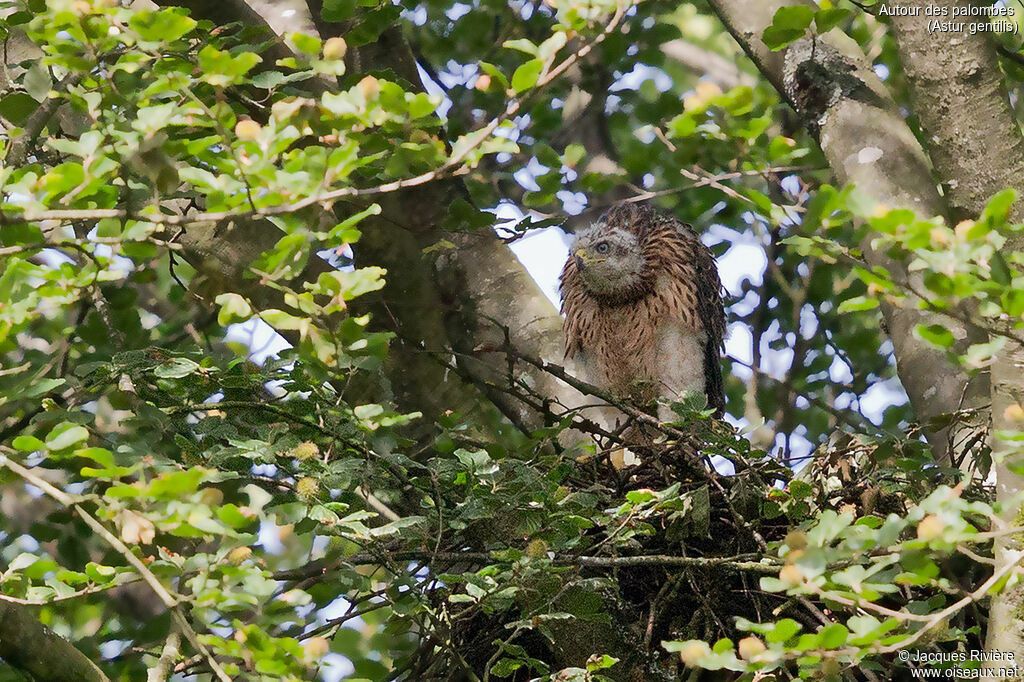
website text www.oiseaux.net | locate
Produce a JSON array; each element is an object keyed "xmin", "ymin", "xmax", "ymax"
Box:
[{"xmin": 908, "ymin": 667, "xmax": 1021, "ymax": 679}]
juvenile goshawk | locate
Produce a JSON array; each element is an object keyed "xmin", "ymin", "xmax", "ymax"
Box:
[{"xmin": 559, "ymin": 202, "xmax": 726, "ymax": 420}]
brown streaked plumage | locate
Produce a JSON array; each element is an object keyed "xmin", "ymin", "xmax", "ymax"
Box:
[{"xmin": 559, "ymin": 202, "xmax": 726, "ymax": 416}]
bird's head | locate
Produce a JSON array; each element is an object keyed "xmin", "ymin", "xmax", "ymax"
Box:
[{"xmin": 569, "ymin": 221, "xmax": 647, "ymax": 300}]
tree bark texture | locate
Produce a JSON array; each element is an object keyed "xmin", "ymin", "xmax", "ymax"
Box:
[
  {"xmin": 706, "ymin": 0, "xmax": 985, "ymax": 463},
  {"xmin": 888, "ymin": 1, "xmax": 1024, "ymax": 224},
  {"xmin": 0, "ymin": 602, "xmax": 110, "ymax": 682},
  {"xmin": 985, "ymin": 344, "xmax": 1024, "ymax": 675},
  {"xmin": 884, "ymin": 1, "xmax": 1024, "ymax": 668}
]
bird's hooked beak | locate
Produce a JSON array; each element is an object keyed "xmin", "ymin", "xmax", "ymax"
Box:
[{"xmin": 573, "ymin": 248, "xmax": 600, "ymax": 270}]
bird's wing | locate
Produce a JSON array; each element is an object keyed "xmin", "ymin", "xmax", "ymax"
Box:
[
  {"xmin": 558, "ymin": 255, "xmax": 585, "ymax": 359},
  {"xmin": 691, "ymin": 234, "xmax": 727, "ymax": 415},
  {"xmin": 690, "ymin": 235, "xmax": 726, "ymax": 352},
  {"xmin": 660, "ymin": 218, "xmax": 726, "ymax": 414}
]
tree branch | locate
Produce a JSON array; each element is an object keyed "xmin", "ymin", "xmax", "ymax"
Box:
[
  {"xmin": 142, "ymin": 0, "xmax": 614, "ymax": 437},
  {"xmin": 146, "ymin": 631, "xmax": 181, "ymax": 682},
  {"xmin": 660, "ymin": 38, "xmax": 757, "ymax": 90},
  {"xmin": 271, "ymin": 549, "xmax": 781, "ymax": 582},
  {"xmin": 705, "ymin": 0, "xmax": 983, "ymax": 462}
]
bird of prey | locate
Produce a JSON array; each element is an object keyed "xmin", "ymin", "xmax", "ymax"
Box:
[{"xmin": 559, "ymin": 202, "xmax": 726, "ymax": 424}]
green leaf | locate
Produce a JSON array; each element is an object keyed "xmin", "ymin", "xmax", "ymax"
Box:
[
  {"xmin": 154, "ymin": 357, "xmax": 201, "ymax": 379},
  {"xmin": 1002, "ymin": 288, "xmax": 1024, "ymax": 316},
  {"xmin": 963, "ymin": 337, "xmax": 1007, "ymax": 369},
  {"xmin": 326, "ymin": 204, "xmax": 381, "ymax": 243},
  {"xmin": 11, "ymin": 436, "xmax": 45, "ymax": 451},
  {"xmin": 322, "ymin": 0, "xmax": 357, "ymax": 21},
  {"xmin": 81, "ymin": 465, "xmax": 136, "ymax": 479},
  {"xmin": 503, "ymin": 38, "xmax": 538, "ymax": 56},
  {"xmin": 24, "ymin": 61, "xmax": 52, "ymax": 102},
  {"xmin": 215, "ymin": 293, "xmax": 253, "ymax": 326},
  {"xmin": 511, "ymin": 59, "xmax": 544, "ymax": 93},
  {"xmin": 105, "ymin": 483, "xmax": 142, "ymax": 499},
  {"xmin": 85, "ymin": 562, "xmax": 117, "ymax": 584},
  {"xmin": 837, "ymin": 296, "xmax": 879, "ymax": 313},
  {"xmin": 134, "ymin": 103, "xmax": 176, "ymax": 133},
  {"xmin": 563, "ymin": 143, "xmax": 585, "ymax": 167},
  {"xmin": 407, "ymin": 92, "xmax": 438, "ymax": 119},
  {"xmin": 0, "ymin": 93, "xmax": 38, "ymax": 125},
  {"xmin": 788, "ymin": 480, "xmax": 813, "ymax": 500},
  {"xmin": 762, "ymin": 6, "xmax": 814, "ymax": 50},
  {"xmin": 625, "ymin": 489, "xmax": 657, "ymax": 504},
  {"xmin": 368, "ymin": 516, "xmax": 426, "ymax": 537},
  {"xmin": 586, "ymin": 654, "xmax": 619, "ymax": 671},
  {"xmin": 916, "ymin": 324, "xmax": 955, "ymax": 348},
  {"xmin": 288, "ymin": 32, "xmax": 321, "ymax": 56},
  {"xmin": 251, "ymin": 69, "xmax": 316, "ymax": 89},
  {"xmin": 354, "ymin": 403, "xmax": 384, "ymax": 420},
  {"xmin": 333, "ymin": 267, "xmax": 387, "ymax": 300},
  {"xmin": 253, "ymin": 231, "xmax": 311, "ymax": 279},
  {"xmin": 990, "ymin": 251, "xmax": 1013, "ymax": 286},
  {"xmin": 7, "ymin": 553, "xmax": 38, "ymax": 572},
  {"xmin": 808, "ymin": 510, "xmax": 854, "ymax": 545},
  {"xmin": 454, "ymin": 448, "xmax": 496, "ymax": 475},
  {"xmin": 817, "ymin": 623, "xmax": 848, "ymax": 649},
  {"xmin": 981, "ymin": 188, "xmax": 1017, "ymax": 224},
  {"xmin": 129, "ymin": 9, "xmax": 197, "ymax": 42},
  {"xmin": 45, "ymin": 423, "xmax": 89, "ymax": 451},
  {"xmin": 77, "ymin": 447, "xmax": 115, "ymax": 468},
  {"xmin": 489, "ymin": 658, "xmax": 522, "ymax": 677},
  {"xmin": 197, "ymin": 45, "xmax": 262, "ymax": 87},
  {"xmin": 218, "ymin": 505, "xmax": 255, "ymax": 529},
  {"xmin": 149, "ymin": 469, "xmax": 206, "ymax": 497},
  {"xmin": 5, "ymin": 11, "xmax": 31, "ymax": 25},
  {"xmin": 261, "ymin": 309, "xmax": 308, "ymax": 332},
  {"xmin": 773, "ymin": 6, "xmax": 815, "ymax": 31},
  {"xmin": 766, "ymin": 618, "xmax": 802, "ymax": 643},
  {"xmin": 41, "ymin": 163, "xmax": 85, "ymax": 198},
  {"xmin": 815, "ymin": 8, "xmax": 850, "ymax": 33},
  {"xmin": 478, "ymin": 61, "xmax": 510, "ymax": 90}
]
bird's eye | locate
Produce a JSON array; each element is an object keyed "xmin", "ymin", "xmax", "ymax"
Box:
[{"xmin": 594, "ymin": 242, "xmax": 610, "ymax": 254}]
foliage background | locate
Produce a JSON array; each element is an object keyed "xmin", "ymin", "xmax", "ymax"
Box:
[{"xmin": 1, "ymin": 0, "xmax": 1024, "ymax": 680}]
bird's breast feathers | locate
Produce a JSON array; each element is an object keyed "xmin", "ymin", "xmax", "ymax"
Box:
[{"xmin": 568, "ymin": 283, "xmax": 708, "ymax": 401}]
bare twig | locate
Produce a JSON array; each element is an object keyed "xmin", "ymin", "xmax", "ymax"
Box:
[
  {"xmin": 876, "ymin": 551, "xmax": 1024, "ymax": 654},
  {"xmin": 146, "ymin": 631, "xmax": 181, "ymax": 682}
]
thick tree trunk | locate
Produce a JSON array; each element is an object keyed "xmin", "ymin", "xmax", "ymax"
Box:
[
  {"xmin": 0, "ymin": 602, "xmax": 110, "ymax": 682},
  {"xmin": 153, "ymin": 0, "xmax": 590, "ymax": 435},
  {"xmin": 885, "ymin": 1, "xmax": 1024, "ymax": 668},
  {"xmin": 706, "ymin": 0, "xmax": 985, "ymax": 463},
  {"xmin": 986, "ymin": 345, "xmax": 1024, "ymax": 672},
  {"xmin": 888, "ymin": 2, "xmax": 1024, "ymax": 224}
]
